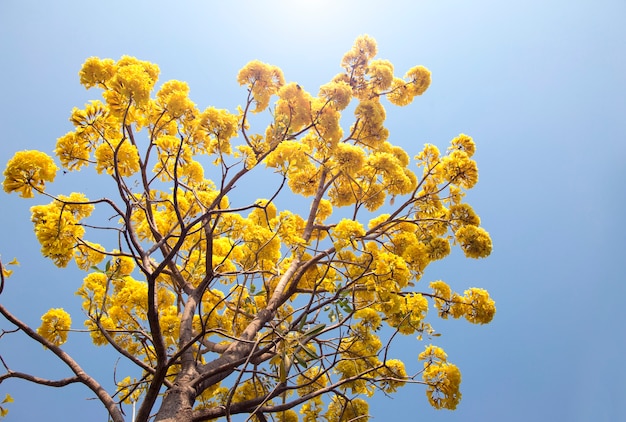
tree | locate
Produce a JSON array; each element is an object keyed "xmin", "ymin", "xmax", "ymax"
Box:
[{"xmin": 0, "ymin": 35, "xmax": 494, "ymax": 422}]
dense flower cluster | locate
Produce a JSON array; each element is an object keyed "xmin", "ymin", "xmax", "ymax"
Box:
[{"xmin": 2, "ymin": 35, "xmax": 495, "ymax": 421}]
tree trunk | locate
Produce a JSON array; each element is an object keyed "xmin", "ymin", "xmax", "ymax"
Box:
[{"xmin": 154, "ymin": 382, "xmax": 196, "ymax": 422}]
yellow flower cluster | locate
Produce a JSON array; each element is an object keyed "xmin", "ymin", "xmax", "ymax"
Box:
[
  {"xmin": 385, "ymin": 293, "xmax": 429, "ymax": 335},
  {"xmin": 430, "ymin": 280, "xmax": 496, "ymax": 324},
  {"xmin": 95, "ymin": 139, "xmax": 140, "ymax": 176},
  {"xmin": 455, "ymin": 225, "xmax": 493, "ymax": 259},
  {"xmin": 300, "ymin": 396, "xmax": 324, "ymax": 422},
  {"xmin": 318, "ymin": 80, "xmax": 352, "ymax": 111},
  {"xmin": 418, "ymin": 345, "xmax": 462, "ymax": 410},
  {"xmin": 2, "ymin": 150, "xmax": 58, "ymax": 198},
  {"xmin": 37, "ymin": 308, "xmax": 71, "ymax": 346},
  {"xmin": 117, "ymin": 376, "xmax": 142, "ymax": 404},
  {"xmin": 193, "ymin": 106, "xmax": 239, "ymax": 155},
  {"xmin": 325, "ymin": 396, "xmax": 369, "ymax": 422},
  {"xmin": 441, "ymin": 149, "xmax": 479, "ymax": 189},
  {"xmin": 296, "ymin": 366, "xmax": 330, "ymax": 397},
  {"xmin": 73, "ymin": 241, "xmax": 105, "ymax": 271},
  {"xmin": 331, "ymin": 219, "xmax": 365, "ymax": 250},
  {"xmin": 79, "ymin": 57, "xmax": 116, "ymax": 89},
  {"xmin": 156, "ymin": 80, "xmax": 194, "ymax": 118},
  {"xmin": 335, "ymin": 329, "xmax": 381, "ymax": 396},
  {"xmin": 276, "ymin": 82, "xmax": 313, "ymax": 132},
  {"xmin": 387, "ymin": 65, "xmax": 432, "ymax": 106},
  {"xmin": 30, "ymin": 193, "xmax": 94, "ymax": 267},
  {"xmin": 237, "ymin": 59, "xmax": 285, "ymax": 112},
  {"xmin": 76, "ymin": 262, "xmax": 179, "ymax": 353},
  {"xmin": 100, "ymin": 56, "xmax": 159, "ymax": 112},
  {"xmin": 377, "ymin": 359, "xmax": 408, "ymax": 393}
]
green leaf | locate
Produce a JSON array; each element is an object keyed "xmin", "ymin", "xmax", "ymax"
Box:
[
  {"xmin": 294, "ymin": 353, "xmax": 308, "ymax": 368},
  {"xmin": 299, "ymin": 344, "xmax": 319, "ymax": 360},
  {"xmin": 303, "ymin": 323, "xmax": 326, "ymax": 337}
]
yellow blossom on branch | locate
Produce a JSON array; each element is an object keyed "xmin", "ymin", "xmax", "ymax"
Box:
[
  {"xmin": 2, "ymin": 150, "xmax": 58, "ymax": 198},
  {"xmin": 37, "ymin": 308, "xmax": 72, "ymax": 346}
]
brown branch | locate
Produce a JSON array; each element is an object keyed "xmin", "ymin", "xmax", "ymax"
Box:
[
  {"xmin": 0, "ymin": 371, "xmax": 80, "ymax": 387},
  {"xmin": 0, "ymin": 304, "xmax": 124, "ymax": 422}
]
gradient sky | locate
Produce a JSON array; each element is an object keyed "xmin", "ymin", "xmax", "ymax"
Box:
[{"xmin": 0, "ymin": 1, "xmax": 624, "ymax": 421}]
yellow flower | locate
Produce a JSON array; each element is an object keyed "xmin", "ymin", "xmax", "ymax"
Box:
[
  {"xmin": 296, "ymin": 366, "xmax": 330, "ymax": 397},
  {"xmin": 76, "ymin": 272, "xmax": 108, "ymax": 309},
  {"xmin": 274, "ymin": 210, "xmax": 306, "ymax": 247},
  {"xmin": 341, "ymin": 35, "xmax": 377, "ymax": 84},
  {"xmin": 331, "ymin": 219, "xmax": 365, "ymax": 250},
  {"xmin": 112, "ymin": 254, "xmax": 135, "ymax": 276},
  {"xmin": 331, "ymin": 142, "xmax": 365, "ymax": 174},
  {"xmin": 1, "ymin": 258, "xmax": 18, "ymax": 279},
  {"xmin": 354, "ymin": 99, "xmax": 386, "ymax": 129},
  {"xmin": 418, "ymin": 344, "xmax": 449, "ymax": 366},
  {"xmin": 462, "ymin": 288, "xmax": 496, "ymax": 324},
  {"xmin": 79, "ymin": 57, "xmax": 116, "ymax": 89},
  {"xmin": 237, "ymin": 60, "xmax": 284, "ymax": 112},
  {"xmin": 74, "ymin": 242, "xmax": 105, "ymax": 271},
  {"xmin": 266, "ymin": 140, "xmax": 311, "ymax": 171},
  {"xmin": 405, "ymin": 65, "xmax": 431, "ymax": 96},
  {"xmin": 441, "ymin": 150, "xmax": 478, "ymax": 189},
  {"xmin": 449, "ymin": 203, "xmax": 481, "ymax": 227},
  {"xmin": 353, "ymin": 308, "xmax": 382, "ymax": 330},
  {"xmin": 95, "ymin": 139, "xmax": 140, "ymax": 176},
  {"xmin": 415, "ymin": 143, "xmax": 441, "ymax": 165},
  {"xmin": 117, "ymin": 376, "xmax": 142, "ymax": 404},
  {"xmin": 315, "ymin": 199, "xmax": 333, "ymax": 223},
  {"xmin": 30, "ymin": 196, "xmax": 92, "ymax": 268},
  {"xmin": 387, "ymin": 77, "xmax": 414, "ymax": 106},
  {"xmin": 367, "ymin": 59, "xmax": 394, "ymax": 91},
  {"xmin": 37, "ymin": 308, "xmax": 72, "ymax": 346},
  {"xmin": 325, "ymin": 396, "xmax": 369, "ymax": 422},
  {"xmin": 300, "ymin": 396, "xmax": 324, "ymax": 422},
  {"xmin": 318, "ymin": 80, "xmax": 352, "ymax": 110},
  {"xmin": 3, "ymin": 150, "xmax": 58, "ymax": 198},
  {"xmin": 276, "ymin": 82, "xmax": 313, "ymax": 130},
  {"xmin": 455, "ymin": 225, "xmax": 493, "ymax": 258},
  {"xmin": 425, "ymin": 237, "xmax": 451, "ymax": 261},
  {"xmin": 276, "ymin": 410, "xmax": 298, "ymax": 422},
  {"xmin": 108, "ymin": 56, "xmax": 159, "ymax": 108},
  {"xmin": 236, "ymin": 145, "xmax": 258, "ymax": 169},
  {"xmin": 423, "ymin": 361, "xmax": 462, "ymax": 410},
  {"xmin": 57, "ymin": 192, "xmax": 95, "ymax": 219},
  {"xmin": 449, "ymin": 133, "xmax": 476, "ymax": 157},
  {"xmin": 156, "ymin": 80, "xmax": 193, "ymax": 117},
  {"xmin": 378, "ymin": 359, "xmax": 407, "ymax": 393},
  {"xmin": 196, "ymin": 107, "xmax": 239, "ymax": 154},
  {"xmin": 55, "ymin": 132, "xmax": 91, "ymax": 171}
]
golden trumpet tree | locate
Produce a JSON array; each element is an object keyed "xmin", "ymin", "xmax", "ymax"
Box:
[{"xmin": 0, "ymin": 35, "xmax": 494, "ymax": 422}]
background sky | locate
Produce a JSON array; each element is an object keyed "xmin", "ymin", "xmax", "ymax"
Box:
[{"xmin": 0, "ymin": 0, "xmax": 625, "ymax": 421}]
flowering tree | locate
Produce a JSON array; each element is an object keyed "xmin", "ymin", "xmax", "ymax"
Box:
[{"xmin": 0, "ymin": 35, "xmax": 494, "ymax": 422}]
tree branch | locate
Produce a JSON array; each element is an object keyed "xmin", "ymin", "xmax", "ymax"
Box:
[{"xmin": 0, "ymin": 304, "xmax": 125, "ymax": 422}]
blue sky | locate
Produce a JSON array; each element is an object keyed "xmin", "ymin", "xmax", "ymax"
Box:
[{"xmin": 0, "ymin": 0, "xmax": 625, "ymax": 421}]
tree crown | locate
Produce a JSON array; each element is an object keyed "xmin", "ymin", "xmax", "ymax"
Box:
[{"xmin": 1, "ymin": 35, "xmax": 494, "ymax": 422}]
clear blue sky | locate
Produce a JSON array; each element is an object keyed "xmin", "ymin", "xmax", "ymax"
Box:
[{"xmin": 0, "ymin": 0, "xmax": 625, "ymax": 421}]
